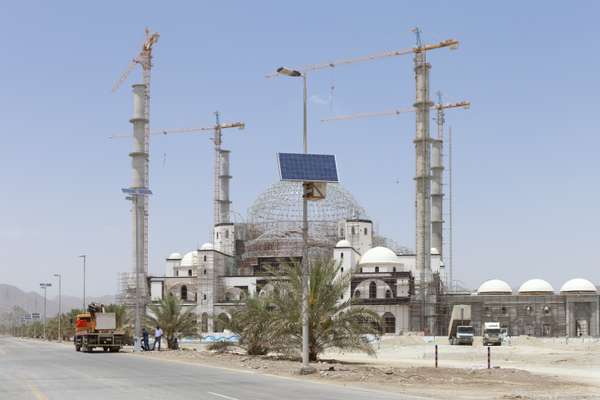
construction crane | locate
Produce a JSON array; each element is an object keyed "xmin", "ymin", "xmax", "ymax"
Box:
[
  {"xmin": 266, "ymin": 38, "xmax": 458, "ymax": 78},
  {"xmin": 112, "ymin": 28, "xmax": 160, "ymax": 280},
  {"xmin": 110, "ymin": 112, "xmax": 245, "ymax": 228},
  {"xmin": 321, "ymin": 101, "xmax": 470, "ymax": 122}
]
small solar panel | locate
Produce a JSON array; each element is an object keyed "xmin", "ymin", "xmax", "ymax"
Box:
[{"xmin": 278, "ymin": 153, "xmax": 339, "ymax": 183}]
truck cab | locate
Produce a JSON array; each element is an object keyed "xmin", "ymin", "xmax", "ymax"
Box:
[
  {"xmin": 453, "ymin": 325, "xmax": 474, "ymax": 345},
  {"xmin": 483, "ymin": 322, "xmax": 502, "ymax": 346}
]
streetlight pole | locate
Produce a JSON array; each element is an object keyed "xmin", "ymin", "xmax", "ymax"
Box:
[
  {"xmin": 276, "ymin": 67, "xmax": 314, "ymax": 374},
  {"xmin": 79, "ymin": 255, "xmax": 86, "ymax": 310},
  {"xmin": 53, "ymin": 274, "xmax": 62, "ymax": 341},
  {"xmin": 39, "ymin": 283, "xmax": 52, "ymax": 340}
]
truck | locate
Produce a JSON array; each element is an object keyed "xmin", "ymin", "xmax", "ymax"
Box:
[
  {"xmin": 448, "ymin": 304, "xmax": 474, "ymax": 345},
  {"xmin": 483, "ymin": 322, "xmax": 502, "ymax": 346},
  {"xmin": 74, "ymin": 303, "xmax": 124, "ymax": 353}
]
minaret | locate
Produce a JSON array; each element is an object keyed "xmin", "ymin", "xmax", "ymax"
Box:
[
  {"xmin": 431, "ymin": 92, "xmax": 445, "ymax": 258},
  {"xmin": 129, "ymin": 84, "xmax": 149, "ymax": 281}
]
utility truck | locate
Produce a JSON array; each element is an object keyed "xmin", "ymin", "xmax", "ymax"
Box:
[
  {"xmin": 483, "ymin": 322, "xmax": 502, "ymax": 346},
  {"xmin": 74, "ymin": 303, "xmax": 124, "ymax": 353},
  {"xmin": 448, "ymin": 304, "xmax": 474, "ymax": 345}
]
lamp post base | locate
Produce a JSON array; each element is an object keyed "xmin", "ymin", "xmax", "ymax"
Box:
[{"xmin": 298, "ymin": 365, "xmax": 317, "ymax": 375}]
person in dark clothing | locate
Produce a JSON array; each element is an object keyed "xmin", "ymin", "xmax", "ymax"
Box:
[{"xmin": 142, "ymin": 328, "xmax": 149, "ymax": 351}]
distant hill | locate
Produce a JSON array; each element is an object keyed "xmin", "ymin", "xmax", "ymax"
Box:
[{"xmin": 0, "ymin": 283, "xmax": 114, "ymax": 316}]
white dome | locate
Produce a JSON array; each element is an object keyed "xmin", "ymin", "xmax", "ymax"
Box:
[
  {"xmin": 180, "ymin": 250, "xmax": 198, "ymax": 267},
  {"xmin": 199, "ymin": 242, "xmax": 214, "ymax": 251},
  {"xmin": 560, "ymin": 278, "xmax": 597, "ymax": 293},
  {"xmin": 430, "ymin": 247, "xmax": 440, "ymax": 255},
  {"xmin": 167, "ymin": 252, "xmax": 182, "ymax": 260},
  {"xmin": 478, "ymin": 279, "xmax": 512, "ymax": 295},
  {"xmin": 336, "ymin": 239, "xmax": 351, "ymax": 248},
  {"xmin": 359, "ymin": 246, "xmax": 400, "ymax": 265},
  {"xmin": 518, "ymin": 279, "xmax": 554, "ymax": 294}
]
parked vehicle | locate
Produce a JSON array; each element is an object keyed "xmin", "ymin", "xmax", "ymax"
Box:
[
  {"xmin": 448, "ymin": 304, "xmax": 474, "ymax": 345},
  {"xmin": 74, "ymin": 303, "xmax": 124, "ymax": 353},
  {"xmin": 483, "ymin": 322, "xmax": 502, "ymax": 346}
]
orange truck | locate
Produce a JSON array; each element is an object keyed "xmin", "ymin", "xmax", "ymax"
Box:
[{"xmin": 74, "ymin": 303, "xmax": 124, "ymax": 352}]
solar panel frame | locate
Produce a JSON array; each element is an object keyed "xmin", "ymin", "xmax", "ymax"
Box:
[{"xmin": 277, "ymin": 153, "xmax": 339, "ymax": 183}]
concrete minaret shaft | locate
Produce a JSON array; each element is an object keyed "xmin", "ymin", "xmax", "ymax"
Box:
[
  {"xmin": 213, "ymin": 113, "xmax": 232, "ymax": 226},
  {"xmin": 431, "ymin": 94, "xmax": 445, "ymax": 257},
  {"xmin": 130, "ymin": 84, "xmax": 149, "ymax": 277},
  {"xmin": 414, "ymin": 50, "xmax": 433, "ymax": 286}
]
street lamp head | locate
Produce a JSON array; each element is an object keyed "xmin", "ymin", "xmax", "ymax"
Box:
[
  {"xmin": 40, "ymin": 283, "xmax": 52, "ymax": 288},
  {"xmin": 53, "ymin": 274, "xmax": 61, "ymax": 278},
  {"xmin": 277, "ymin": 67, "xmax": 302, "ymax": 77},
  {"xmin": 79, "ymin": 254, "xmax": 86, "ymax": 258}
]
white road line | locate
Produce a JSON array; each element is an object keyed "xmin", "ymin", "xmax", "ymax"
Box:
[{"xmin": 207, "ymin": 391, "xmax": 241, "ymax": 400}]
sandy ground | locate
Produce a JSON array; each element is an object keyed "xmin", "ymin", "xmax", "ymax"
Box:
[{"xmin": 133, "ymin": 336, "xmax": 600, "ymax": 400}]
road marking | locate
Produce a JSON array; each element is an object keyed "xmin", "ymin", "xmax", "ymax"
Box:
[{"xmin": 208, "ymin": 391, "xmax": 241, "ymax": 400}]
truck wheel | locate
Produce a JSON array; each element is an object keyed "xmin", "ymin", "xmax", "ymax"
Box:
[{"xmin": 75, "ymin": 345, "xmax": 81, "ymax": 352}]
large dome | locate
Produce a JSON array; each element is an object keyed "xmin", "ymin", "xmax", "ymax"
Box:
[
  {"xmin": 248, "ymin": 181, "xmax": 367, "ymax": 224},
  {"xmin": 518, "ymin": 279, "xmax": 554, "ymax": 294},
  {"xmin": 359, "ymin": 246, "xmax": 400, "ymax": 265},
  {"xmin": 478, "ymin": 279, "xmax": 512, "ymax": 295},
  {"xmin": 560, "ymin": 278, "xmax": 597, "ymax": 294},
  {"xmin": 180, "ymin": 251, "xmax": 198, "ymax": 267}
]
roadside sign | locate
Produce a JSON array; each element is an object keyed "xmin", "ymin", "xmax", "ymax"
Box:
[{"xmin": 31, "ymin": 313, "xmax": 41, "ymax": 320}]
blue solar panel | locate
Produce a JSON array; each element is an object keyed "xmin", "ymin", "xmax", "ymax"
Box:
[{"xmin": 278, "ymin": 153, "xmax": 339, "ymax": 182}]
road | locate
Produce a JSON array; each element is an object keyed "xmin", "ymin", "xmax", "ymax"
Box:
[{"xmin": 0, "ymin": 337, "xmax": 430, "ymax": 400}]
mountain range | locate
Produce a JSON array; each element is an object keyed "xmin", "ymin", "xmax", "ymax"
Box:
[{"xmin": 0, "ymin": 283, "xmax": 114, "ymax": 316}]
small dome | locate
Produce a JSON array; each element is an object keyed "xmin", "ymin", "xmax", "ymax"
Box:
[
  {"xmin": 199, "ymin": 242, "xmax": 214, "ymax": 251},
  {"xmin": 430, "ymin": 247, "xmax": 440, "ymax": 255},
  {"xmin": 167, "ymin": 252, "xmax": 182, "ymax": 260},
  {"xmin": 180, "ymin": 250, "xmax": 198, "ymax": 267},
  {"xmin": 336, "ymin": 239, "xmax": 351, "ymax": 248},
  {"xmin": 359, "ymin": 246, "xmax": 400, "ymax": 265},
  {"xmin": 560, "ymin": 278, "xmax": 597, "ymax": 294},
  {"xmin": 478, "ymin": 279, "xmax": 512, "ymax": 295},
  {"xmin": 518, "ymin": 279, "xmax": 554, "ymax": 294}
]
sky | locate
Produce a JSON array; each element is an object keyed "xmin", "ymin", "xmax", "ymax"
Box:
[{"xmin": 1, "ymin": 1, "xmax": 599, "ymax": 297}]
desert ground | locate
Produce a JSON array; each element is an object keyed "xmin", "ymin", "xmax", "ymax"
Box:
[{"xmin": 136, "ymin": 335, "xmax": 600, "ymax": 400}]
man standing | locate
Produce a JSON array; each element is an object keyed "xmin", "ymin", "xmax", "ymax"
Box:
[
  {"xmin": 142, "ymin": 328, "xmax": 149, "ymax": 351},
  {"xmin": 153, "ymin": 326, "xmax": 162, "ymax": 351}
]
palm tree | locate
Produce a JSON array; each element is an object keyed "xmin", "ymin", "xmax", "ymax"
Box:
[
  {"xmin": 146, "ymin": 294, "xmax": 197, "ymax": 349},
  {"xmin": 217, "ymin": 295, "xmax": 282, "ymax": 355},
  {"xmin": 269, "ymin": 259, "xmax": 382, "ymax": 361}
]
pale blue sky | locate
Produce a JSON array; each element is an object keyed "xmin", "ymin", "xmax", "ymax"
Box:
[{"xmin": 1, "ymin": 1, "xmax": 599, "ymax": 297}]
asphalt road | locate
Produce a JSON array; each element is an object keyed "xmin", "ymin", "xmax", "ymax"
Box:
[{"xmin": 0, "ymin": 336, "xmax": 431, "ymax": 400}]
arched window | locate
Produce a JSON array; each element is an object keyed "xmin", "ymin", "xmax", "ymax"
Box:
[
  {"xmin": 203, "ymin": 269, "xmax": 207, "ymax": 275},
  {"xmin": 351, "ymin": 227, "xmax": 355, "ymax": 235},
  {"xmin": 364, "ymin": 228, "xmax": 368, "ymax": 235},
  {"xmin": 385, "ymin": 289, "xmax": 392, "ymax": 299},
  {"xmin": 383, "ymin": 312, "xmax": 395, "ymax": 334},
  {"xmin": 181, "ymin": 285, "xmax": 188, "ymax": 301},
  {"xmin": 225, "ymin": 230, "xmax": 229, "ymax": 239},
  {"xmin": 340, "ymin": 252, "xmax": 344, "ymax": 258},
  {"xmin": 369, "ymin": 281, "xmax": 377, "ymax": 299},
  {"xmin": 201, "ymin": 313, "xmax": 208, "ymax": 333},
  {"xmin": 188, "ymin": 269, "xmax": 192, "ymax": 277},
  {"xmin": 354, "ymin": 290, "xmax": 361, "ymax": 298},
  {"xmin": 203, "ymin": 255, "xmax": 207, "ymax": 262},
  {"xmin": 393, "ymin": 267, "xmax": 396, "ymax": 273},
  {"xmin": 216, "ymin": 232, "xmax": 219, "ymax": 239},
  {"xmin": 375, "ymin": 266, "xmax": 379, "ymax": 273}
]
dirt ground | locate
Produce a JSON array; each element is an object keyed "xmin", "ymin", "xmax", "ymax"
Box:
[{"xmin": 134, "ymin": 335, "xmax": 600, "ymax": 400}]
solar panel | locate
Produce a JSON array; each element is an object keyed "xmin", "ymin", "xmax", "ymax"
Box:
[{"xmin": 278, "ymin": 153, "xmax": 339, "ymax": 183}]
